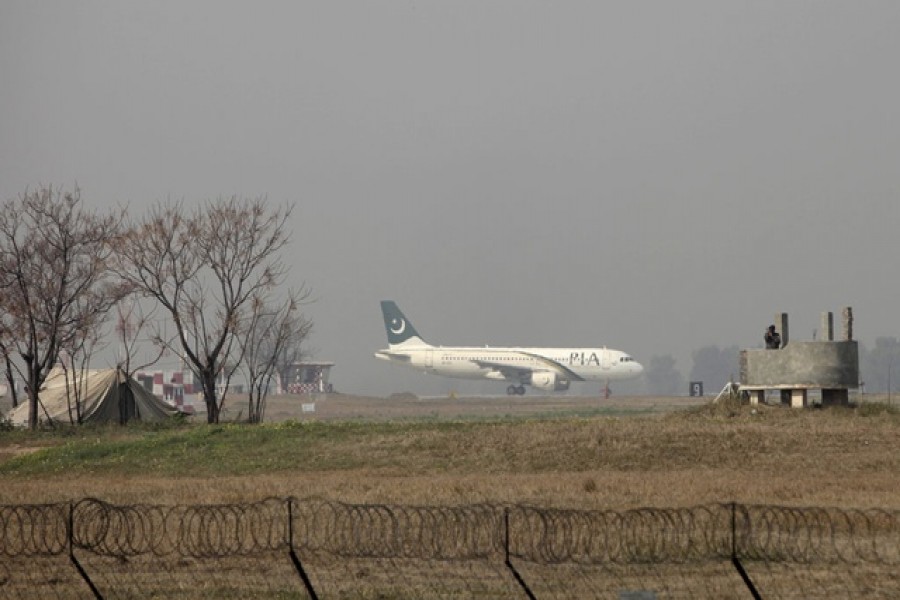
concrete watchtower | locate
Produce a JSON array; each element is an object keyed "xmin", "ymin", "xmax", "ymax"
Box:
[{"xmin": 740, "ymin": 308, "xmax": 859, "ymax": 408}]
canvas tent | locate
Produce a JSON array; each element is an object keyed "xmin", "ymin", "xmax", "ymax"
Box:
[{"xmin": 6, "ymin": 367, "xmax": 180, "ymax": 427}]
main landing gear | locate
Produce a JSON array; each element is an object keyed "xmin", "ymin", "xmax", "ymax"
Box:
[{"xmin": 506, "ymin": 385, "xmax": 526, "ymax": 396}]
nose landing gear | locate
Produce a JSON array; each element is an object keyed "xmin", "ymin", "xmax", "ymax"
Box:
[{"xmin": 506, "ymin": 385, "xmax": 526, "ymax": 396}]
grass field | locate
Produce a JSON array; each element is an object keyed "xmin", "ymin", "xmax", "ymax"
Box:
[{"xmin": 2, "ymin": 393, "xmax": 899, "ymax": 509}]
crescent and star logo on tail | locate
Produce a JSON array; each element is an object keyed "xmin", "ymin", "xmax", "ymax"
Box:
[
  {"xmin": 380, "ymin": 300, "xmax": 422, "ymax": 346},
  {"xmin": 390, "ymin": 318, "xmax": 406, "ymax": 335}
]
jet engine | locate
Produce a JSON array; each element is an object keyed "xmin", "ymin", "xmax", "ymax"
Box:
[{"xmin": 530, "ymin": 371, "xmax": 570, "ymax": 392}]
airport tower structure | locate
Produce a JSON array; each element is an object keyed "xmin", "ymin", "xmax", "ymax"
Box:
[
  {"xmin": 740, "ymin": 308, "xmax": 859, "ymax": 408},
  {"xmin": 282, "ymin": 361, "xmax": 335, "ymax": 395}
]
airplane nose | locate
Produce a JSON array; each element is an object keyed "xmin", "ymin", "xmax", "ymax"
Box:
[{"xmin": 633, "ymin": 361, "xmax": 644, "ymax": 375}]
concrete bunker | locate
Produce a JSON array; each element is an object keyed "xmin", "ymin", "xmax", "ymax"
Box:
[{"xmin": 740, "ymin": 307, "xmax": 859, "ymax": 408}]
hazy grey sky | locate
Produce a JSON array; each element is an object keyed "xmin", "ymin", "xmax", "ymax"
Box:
[{"xmin": 3, "ymin": 2, "xmax": 899, "ymax": 395}]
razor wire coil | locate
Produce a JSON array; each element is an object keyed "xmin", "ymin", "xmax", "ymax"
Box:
[{"xmin": 2, "ymin": 499, "xmax": 899, "ymax": 565}]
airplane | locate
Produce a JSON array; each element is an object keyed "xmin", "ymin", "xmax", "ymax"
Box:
[{"xmin": 374, "ymin": 301, "xmax": 644, "ymax": 395}]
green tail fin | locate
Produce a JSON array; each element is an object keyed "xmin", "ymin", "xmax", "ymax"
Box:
[{"xmin": 380, "ymin": 301, "xmax": 424, "ymax": 345}]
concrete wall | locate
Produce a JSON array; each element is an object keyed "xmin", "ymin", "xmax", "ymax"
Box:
[{"xmin": 741, "ymin": 341, "xmax": 859, "ymax": 389}]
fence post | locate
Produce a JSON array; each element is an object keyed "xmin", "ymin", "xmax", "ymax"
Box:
[
  {"xmin": 503, "ymin": 507, "xmax": 536, "ymax": 600},
  {"xmin": 68, "ymin": 501, "xmax": 104, "ymax": 600},
  {"xmin": 286, "ymin": 497, "xmax": 319, "ymax": 600},
  {"xmin": 730, "ymin": 502, "xmax": 762, "ymax": 600}
]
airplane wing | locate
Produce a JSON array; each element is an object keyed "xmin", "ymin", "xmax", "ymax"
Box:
[
  {"xmin": 472, "ymin": 353, "xmax": 585, "ymax": 382},
  {"xmin": 374, "ymin": 350, "xmax": 412, "ymax": 362}
]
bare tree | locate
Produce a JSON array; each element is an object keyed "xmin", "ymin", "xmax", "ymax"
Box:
[
  {"xmin": 57, "ymin": 319, "xmax": 104, "ymax": 425},
  {"xmin": 237, "ymin": 289, "xmax": 312, "ymax": 423},
  {"xmin": 113, "ymin": 297, "xmax": 167, "ymax": 379},
  {"xmin": 0, "ymin": 186, "xmax": 125, "ymax": 428},
  {"xmin": 0, "ymin": 332, "xmax": 20, "ymax": 409},
  {"xmin": 274, "ymin": 316, "xmax": 310, "ymax": 395},
  {"xmin": 115, "ymin": 197, "xmax": 295, "ymax": 423}
]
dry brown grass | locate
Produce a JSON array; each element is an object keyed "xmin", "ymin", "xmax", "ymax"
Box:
[{"xmin": 2, "ymin": 394, "xmax": 899, "ymax": 509}]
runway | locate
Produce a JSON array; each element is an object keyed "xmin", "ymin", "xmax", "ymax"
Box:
[{"xmin": 238, "ymin": 393, "xmax": 707, "ymax": 423}]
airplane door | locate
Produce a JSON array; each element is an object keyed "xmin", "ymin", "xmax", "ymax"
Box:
[
  {"xmin": 425, "ymin": 350, "xmax": 433, "ymax": 369},
  {"xmin": 601, "ymin": 349, "xmax": 612, "ymax": 370}
]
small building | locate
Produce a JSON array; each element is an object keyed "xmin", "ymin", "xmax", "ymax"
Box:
[
  {"xmin": 136, "ymin": 368, "xmax": 201, "ymax": 412},
  {"xmin": 283, "ymin": 361, "xmax": 334, "ymax": 394},
  {"xmin": 740, "ymin": 308, "xmax": 859, "ymax": 408}
]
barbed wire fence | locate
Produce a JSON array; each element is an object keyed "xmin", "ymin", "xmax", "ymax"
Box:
[{"xmin": 2, "ymin": 498, "xmax": 899, "ymax": 599}]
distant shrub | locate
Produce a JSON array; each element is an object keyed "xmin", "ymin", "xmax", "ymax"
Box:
[
  {"xmin": 274, "ymin": 419, "xmax": 305, "ymax": 430},
  {"xmin": 855, "ymin": 402, "xmax": 900, "ymax": 417}
]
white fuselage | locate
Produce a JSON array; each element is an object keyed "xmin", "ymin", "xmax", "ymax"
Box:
[
  {"xmin": 375, "ymin": 301, "xmax": 643, "ymax": 394},
  {"xmin": 374, "ymin": 344, "xmax": 643, "ymax": 385}
]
